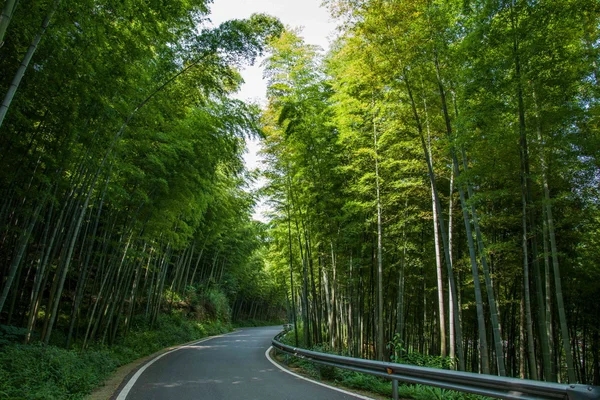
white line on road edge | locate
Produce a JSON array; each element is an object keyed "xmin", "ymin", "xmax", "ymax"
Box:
[
  {"xmin": 116, "ymin": 332, "xmax": 235, "ymax": 400},
  {"xmin": 265, "ymin": 346, "xmax": 375, "ymax": 400}
]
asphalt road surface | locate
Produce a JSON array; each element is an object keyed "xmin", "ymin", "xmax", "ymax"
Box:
[{"xmin": 116, "ymin": 326, "xmax": 368, "ymax": 400}]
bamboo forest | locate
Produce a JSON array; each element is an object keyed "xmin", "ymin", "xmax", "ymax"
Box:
[{"xmin": 0, "ymin": 0, "xmax": 598, "ymax": 398}]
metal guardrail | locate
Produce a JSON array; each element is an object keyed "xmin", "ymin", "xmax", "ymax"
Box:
[{"xmin": 272, "ymin": 331, "xmax": 600, "ymax": 400}]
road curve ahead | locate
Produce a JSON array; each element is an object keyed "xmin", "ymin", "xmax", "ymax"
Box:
[{"xmin": 116, "ymin": 326, "xmax": 367, "ymax": 400}]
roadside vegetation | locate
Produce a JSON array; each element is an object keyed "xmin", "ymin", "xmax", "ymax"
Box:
[{"xmin": 276, "ymin": 329, "xmax": 488, "ymax": 400}]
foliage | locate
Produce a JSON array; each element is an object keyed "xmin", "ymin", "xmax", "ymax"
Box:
[
  {"xmin": 388, "ymin": 333, "xmax": 456, "ymax": 370},
  {"xmin": 0, "ymin": 324, "xmax": 29, "ymax": 346},
  {"xmin": 263, "ymin": 0, "xmax": 600, "ymax": 384},
  {"xmin": 0, "ymin": 343, "xmax": 116, "ymax": 400}
]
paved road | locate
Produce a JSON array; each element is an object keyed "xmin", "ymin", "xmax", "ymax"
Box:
[{"xmin": 116, "ymin": 326, "xmax": 366, "ymax": 400}]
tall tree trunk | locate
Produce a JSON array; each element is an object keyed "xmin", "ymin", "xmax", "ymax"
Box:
[
  {"xmin": 0, "ymin": 0, "xmax": 18, "ymax": 47},
  {"xmin": 422, "ymin": 85, "xmax": 447, "ymax": 358},
  {"xmin": 124, "ymin": 244, "xmax": 147, "ymax": 336},
  {"xmin": 65, "ymin": 171, "xmax": 110, "ymax": 348},
  {"xmin": 512, "ymin": 7, "xmax": 552, "ymax": 380},
  {"xmin": 448, "ymin": 170, "xmax": 456, "ymax": 363},
  {"xmin": 373, "ymin": 112, "xmax": 384, "ymax": 361},
  {"xmin": 433, "ymin": 52, "xmax": 490, "ymax": 373},
  {"xmin": 533, "ymin": 97, "xmax": 576, "ymax": 382},
  {"xmin": 330, "ymin": 241, "xmax": 339, "ymax": 349},
  {"xmin": 43, "ymin": 176, "xmax": 98, "ymax": 344},
  {"xmin": 287, "ymin": 201, "xmax": 299, "ymax": 346},
  {"xmin": 403, "ymin": 69, "xmax": 464, "ymax": 370},
  {"xmin": 188, "ymin": 241, "xmax": 206, "ymax": 287},
  {"xmin": 0, "ymin": 199, "xmax": 43, "ymax": 317},
  {"xmin": 459, "ymin": 148, "xmax": 507, "ymax": 376},
  {"xmin": 522, "ymin": 188, "xmax": 538, "ymax": 380},
  {"xmin": 0, "ymin": 0, "xmax": 61, "ymax": 128}
]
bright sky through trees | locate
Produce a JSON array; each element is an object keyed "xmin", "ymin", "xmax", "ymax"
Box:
[{"xmin": 209, "ymin": 0, "xmax": 337, "ymax": 221}]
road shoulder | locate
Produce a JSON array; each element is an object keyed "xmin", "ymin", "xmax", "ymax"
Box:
[{"xmin": 265, "ymin": 346, "xmax": 390, "ymax": 400}]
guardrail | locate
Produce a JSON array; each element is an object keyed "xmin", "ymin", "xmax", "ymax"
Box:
[{"xmin": 272, "ymin": 331, "xmax": 599, "ymax": 400}]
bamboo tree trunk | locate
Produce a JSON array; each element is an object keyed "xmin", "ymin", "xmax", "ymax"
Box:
[
  {"xmin": 321, "ymin": 256, "xmax": 333, "ymax": 346},
  {"xmin": 533, "ymin": 99, "xmax": 576, "ymax": 381},
  {"xmin": 188, "ymin": 244, "xmax": 205, "ymax": 287},
  {"xmin": 82, "ymin": 253, "xmax": 117, "ymax": 348},
  {"xmin": 541, "ymin": 204, "xmax": 556, "ymax": 378},
  {"xmin": 152, "ymin": 246, "xmax": 171, "ymax": 326},
  {"xmin": 24, "ymin": 200, "xmax": 53, "ymax": 341},
  {"xmin": 512, "ymin": 8, "xmax": 552, "ymax": 379},
  {"xmin": 456, "ymin": 170, "xmax": 490, "ymax": 374},
  {"xmin": 109, "ymin": 249, "xmax": 137, "ymax": 344},
  {"xmin": 432, "ymin": 53, "xmax": 490, "ymax": 373},
  {"xmin": 306, "ymin": 235, "xmax": 320, "ymax": 344},
  {"xmin": 431, "ymin": 183, "xmax": 447, "ymax": 357},
  {"xmin": 0, "ymin": 199, "xmax": 44, "ymax": 316},
  {"xmin": 448, "ymin": 170, "xmax": 456, "ymax": 363},
  {"xmin": 396, "ymin": 218, "xmax": 407, "ymax": 347},
  {"xmin": 403, "ymin": 70, "xmax": 465, "ymax": 370},
  {"xmin": 124, "ymin": 244, "xmax": 148, "ymax": 336},
  {"xmin": 101, "ymin": 233, "xmax": 133, "ymax": 344},
  {"xmin": 0, "ymin": 0, "xmax": 61, "ymax": 128},
  {"xmin": 373, "ymin": 113, "xmax": 385, "ymax": 361},
  {"xmin": 43, "ymin": 175, "xmax": 99, "ymax": 344},
  {"xmin": 330, "ymin": 240, "xmax": 339, "ymax": 349},
  {"xmin": 181, "ymin": 241, "xmax": 195, "ymax": 293},
  {"xmin": 286, "ymin": 202, "xmax": 299, "ymax": 346},
  {"xmin": 291, "ymin": 185, "xmax": 311, "ymax": 347},
  {"xmin": 522, "ymin": 188, "xmax": 538, "ymax": 380},
  {"xmin": 544, "ymin": 177, "xmax": 576, "ymax": 382},
  {"xmin": 460, "ymin": 148, "xmax": 507, "ymax": 376},
  {"xmin": 422, "ymin": 88, "xmax": 447, "ymax": 358},
  {"xmin": 65, "ymin": 172, "xmax": 111, "ymax": 348},
  {"xmin": 0, "ymin": 0, "xmax": 17, "ymax": 47}
]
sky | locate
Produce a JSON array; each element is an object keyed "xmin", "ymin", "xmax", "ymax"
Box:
[{"xmin": 207, "ymin": 0, "xmax": 338, "ymax": 221}]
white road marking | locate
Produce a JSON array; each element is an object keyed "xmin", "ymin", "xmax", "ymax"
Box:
[
  {"xmin": 264, "ymin": 346, "xmax": 375, "ymax": 400},
  {"xmin": 115, "ymin": 332, "xmax": 234, "ymax": 400}
]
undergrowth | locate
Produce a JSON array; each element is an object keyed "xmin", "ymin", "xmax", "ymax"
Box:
[{"xmin": 277, "ymin": 330, "xmax": 490, "ymax": 400}]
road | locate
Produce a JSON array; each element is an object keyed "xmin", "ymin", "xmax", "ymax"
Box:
[{"xmin": 115, "ymin": 326, "xmax": 368, "ymax": 400}]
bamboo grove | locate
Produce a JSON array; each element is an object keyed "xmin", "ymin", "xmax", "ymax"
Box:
[
  {"xmin": 261, "ymin": 0, "xmax": 599, "ymax": 385},
  {"xmin": 0, "ymin": 1, "xmax": 286, "ymax": 349}
]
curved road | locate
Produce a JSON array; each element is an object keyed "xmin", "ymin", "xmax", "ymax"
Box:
[{"xmin": 115, "ymin": 326, "xmax": 368, "ymax": 400}]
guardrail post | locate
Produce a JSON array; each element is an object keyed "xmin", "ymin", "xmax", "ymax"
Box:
[
  {"xmin": 567, "ymin": 384, "xmax": 600, "ymax": 400},
  {"xmin": 392, "ymin": 379, "xmax": 398, "ymax": 400}
]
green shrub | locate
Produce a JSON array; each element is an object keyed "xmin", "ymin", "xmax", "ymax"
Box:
[
  {"xmin": 0, "ymin": 325, "xmax": 29, "ymax": 346},
  {"xmin": 388, "ymin": 333, "xmax": 456, "ymax": 370},
  {"xmin": 205, "ymin": 288, "xmax": 231, "ymax": 322},
  {"xmin": 0, "ymin": 343, "xmax": 116, "ymax": 400},
  {"xmin": 338, "ymin": 370, "xmax": 392, "ymax": 395}
]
